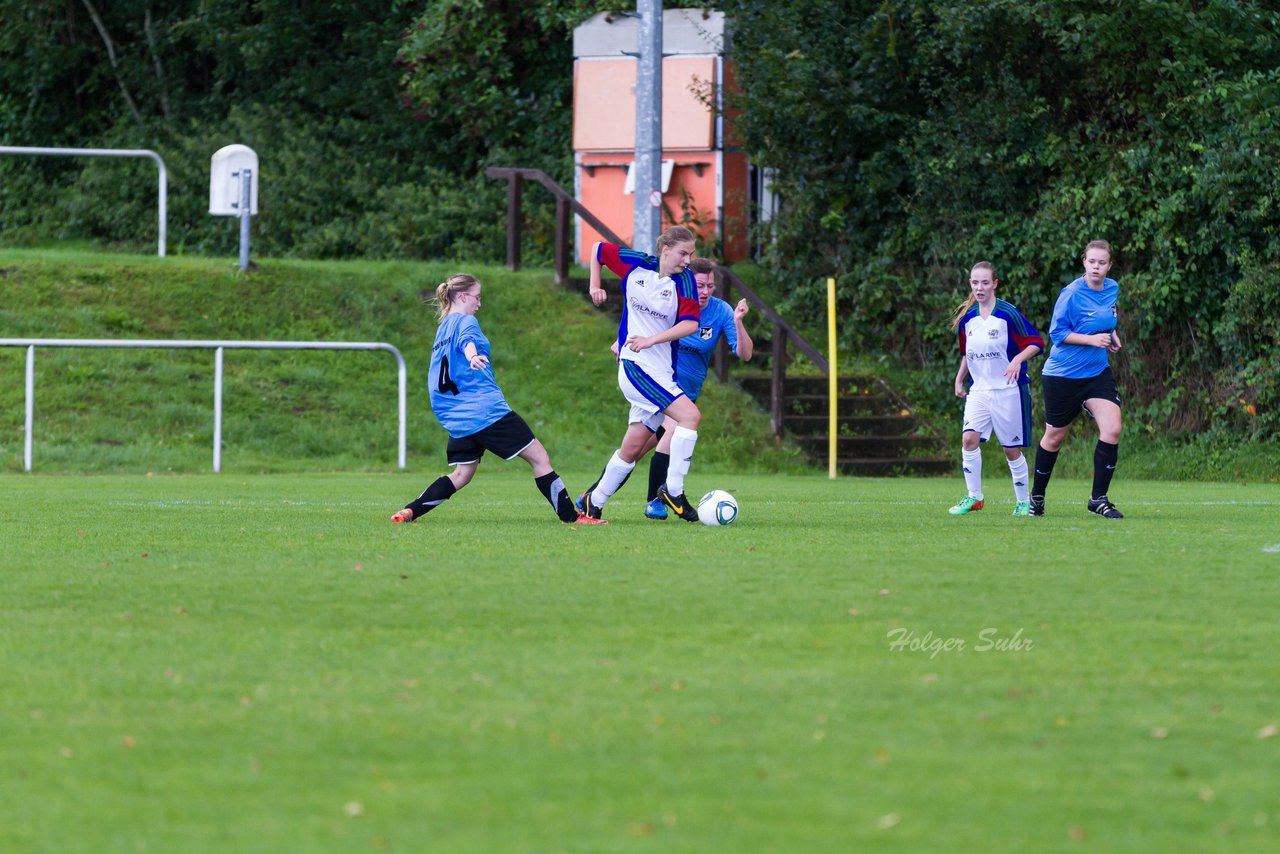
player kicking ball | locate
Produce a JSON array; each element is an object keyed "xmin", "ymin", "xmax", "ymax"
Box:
[
  {"xmin": 391, "ymin": 273, "xmax": 604, "ymax": 525},
  {"xmin": 578, "ymin": 226, "xmax": 704, "ymax": 523}
]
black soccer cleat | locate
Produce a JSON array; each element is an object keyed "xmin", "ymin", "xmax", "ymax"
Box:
[
  {"xmin": 1087, "ymin": 495, "xmax": 1124, "ymax": 519},
  {"xmin": 579, "ymin": 490, "xmax": 605, "ymax": 521},
  {"xmin": 1028, "ymin": 495, "xmax": 1046, "ymax": 517},
  {"xmin": 657, "ymin": 484, "xmax": 700, "ymax": 523}
]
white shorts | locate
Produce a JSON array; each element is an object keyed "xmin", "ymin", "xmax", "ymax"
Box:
[
  {"xmin": 962, "ymin": 385, "xmax": 1033, "ymax": 448},
  {"xmin": 618, "ymin": 359, "xmax": 683, "ymax": 431}
]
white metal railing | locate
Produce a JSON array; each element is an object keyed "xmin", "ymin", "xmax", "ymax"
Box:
[
  {"xmin": 1, "ymin": 338, "xmax": 407, "ymax": 472},
  {"xmin": 0, "ymin": 146, "xmax": 168, "ymax": 257}
]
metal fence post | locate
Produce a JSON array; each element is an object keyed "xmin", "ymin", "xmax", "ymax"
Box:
[
  {"xmin": 24, "ymin": 345, "xmax": 35, "ymax": 472},
  {"xmin": 213, "ymin": 347, "xmax": 224, "ymax": 473}
]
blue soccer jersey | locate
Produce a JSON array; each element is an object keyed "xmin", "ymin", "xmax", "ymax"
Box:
[
  {"xmin": 428, "ymin": 313, "xmax": 511, "ymax": 437},
  {"xmin": 1042, "ymin": 277, "xmax": 1120, "ymax": 379},
  {"xmin": 674, "ymin": 296, "xmax": 740, "ymax": 400}
]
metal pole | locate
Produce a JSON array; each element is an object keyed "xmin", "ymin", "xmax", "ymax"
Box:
[
  {"xmin": 156, "ymin": 156, "xmax": 167, "ymax": 257},
  {"xmin": 24, "ymin": 345, "xmax": 35, "ymax": 472},
  {"xmin": 238, "ymin": 169, "xmax": 252, "ymax": 270},
  {"xmin": 0, "ymin": 146, "xmax": 167, "ymax": 257},
  {"xmin": 633, "ymin": 0, "xmax": 663, "ymax": 252},
  {"xmin": 397, "ymin": 355, "xmax": 407, "ymax": 470},
  {"xmin": 213, "ymin": 347, "xmax": 224, "ymax": 473}
]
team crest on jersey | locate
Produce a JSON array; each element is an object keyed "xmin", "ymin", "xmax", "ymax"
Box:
[
  {"xmin": 699, "ymin": 326, "xmax": 714, "ymax": 340},
  {"xmin": 988, "ymin": 329, "xmax": 1000, "ymax": 338},
  {"xmin": 660, "ymin": 289, "xmax": 672, "ymax": 299}
]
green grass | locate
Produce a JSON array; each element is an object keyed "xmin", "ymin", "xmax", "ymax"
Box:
[
  {"xmin": 0, "ymin": 249, "xmax": 807, "ymax": 475},
  {"xmin": 4, "ymin": 472, "xmax": 1279, "ymax": 852}
]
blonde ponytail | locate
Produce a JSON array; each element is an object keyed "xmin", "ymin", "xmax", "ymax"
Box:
[{"xmin": 433, "ymin": 273, "xmax": 480, "ymax": 320}]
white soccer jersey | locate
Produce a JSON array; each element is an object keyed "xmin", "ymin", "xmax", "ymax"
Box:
[
  {"xmin": 958, "ymin": 300, "xmax": 1044, "ymax": 391},
  {"xmin": 597, "ymin": 242, "xmax": 699, "ymax": 382}
]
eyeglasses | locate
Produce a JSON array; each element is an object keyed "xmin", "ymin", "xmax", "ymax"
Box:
[{"xmin": 461, "ymin": 292, "xmax": 481, "ymax": 306}]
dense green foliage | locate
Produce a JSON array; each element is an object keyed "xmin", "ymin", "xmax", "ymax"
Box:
[
  {"xmin": 0, "ymin": 249, "xmax": 804, "ymax": 475},
  {"xmin": 4, "ymin": 1, "xmax": 1277, "ymax": 439},
  {"xmin": 5, "ymin": 472, "xmax": 1280, "ymax": 850},
  {"xmin": 0, "ymin": 0, "xmax": 619, "ymax": 261},
  {"xmin": 726, "ymin": 0, "xmax": 1280, "ymax": 437}
]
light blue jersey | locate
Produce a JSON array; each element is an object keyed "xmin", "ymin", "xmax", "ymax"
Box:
[
  {"xmin": 1042, "ymin": 277, "xmax": 1120, "ymax": 379},
  {"xmin": 428, "ymin": 313, "xmax": 511, "ymax": 437},
  {"xmin": 674, "ymin": 296, "xmax": 739, "ymax": 401}
]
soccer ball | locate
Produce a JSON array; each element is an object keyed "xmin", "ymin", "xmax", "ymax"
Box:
[{"xmin": 697, "ymin": 490, "xmax": 739, "ymax": 526}]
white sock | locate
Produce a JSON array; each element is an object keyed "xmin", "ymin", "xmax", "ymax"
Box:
[
  {"xmin": 1007, "ymin": 453, "xmax": 1029, "ymax": 502},
  {"xmin": 962, "ymin": 448, "xmax": 983, "ymax": 500},
  {"xmin": 591, "ymin": 451, "xmax": 635, "ymax": 506},
  {"xmin": 665, "ymin": 426, "xmax": 699, "ymax": 496}
]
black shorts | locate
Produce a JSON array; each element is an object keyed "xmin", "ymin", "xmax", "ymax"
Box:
[
  {"xmin": 446, "ymin": 410, "xmax": 536, "ymax": 465},
  {"xmin": 1042, "ymin": 368, "xmax": 1122, "ymax": 428}
]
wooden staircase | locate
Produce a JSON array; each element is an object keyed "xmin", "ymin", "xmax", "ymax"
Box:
[{"xmin": 737, "ymin": 373, "xmax": 953, "ymax": 476}]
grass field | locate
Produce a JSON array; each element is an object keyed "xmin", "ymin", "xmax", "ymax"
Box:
[{"xmin": 4, "ymin": 471, "xmax": 1279, "ymax": 853}]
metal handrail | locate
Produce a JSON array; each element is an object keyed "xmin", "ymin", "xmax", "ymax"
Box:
[
  {"xmin": 2, "ymin": 338, "xmax": 406, "ymax": 472},
  {"xmin": 0, "ymin": 146, "xmax": 168, "ymax": 257}
]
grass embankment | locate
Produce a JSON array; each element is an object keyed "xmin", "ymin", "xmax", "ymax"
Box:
[{"xmin": 0, "ymin": 249, "xmax": 809, "ymax": 476}]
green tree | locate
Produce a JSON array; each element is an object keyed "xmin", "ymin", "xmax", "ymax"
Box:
[{"xmin": 724, "ymin": 0, "xmax": 1280, "ymax": 435}]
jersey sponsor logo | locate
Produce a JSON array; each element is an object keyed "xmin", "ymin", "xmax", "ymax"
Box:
[
  {"xmin": 967, "ymin": 350, "xmax": 1005, "ymax": 360},
  {"xmin": 699, "ymin": 326, "xmax": 714, "ymax": 340},
  {"xmin": 629, "ymin": 299, "xmax": 671, "ymax": 319}
]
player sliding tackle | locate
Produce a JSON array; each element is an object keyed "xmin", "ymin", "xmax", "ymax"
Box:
[{"xmin": 579, "ymin": 226, "xmax": 704, "ymax": 523}]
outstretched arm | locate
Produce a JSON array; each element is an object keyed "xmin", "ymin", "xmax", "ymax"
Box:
[{"xmin": 627, "ymin": 320, "xmax": 699, "ymax": 352}]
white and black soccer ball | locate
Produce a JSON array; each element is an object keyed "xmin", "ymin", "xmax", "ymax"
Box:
[{"xmin": 697, "ymin": 490, "xmax": 739, "ymax": 526}]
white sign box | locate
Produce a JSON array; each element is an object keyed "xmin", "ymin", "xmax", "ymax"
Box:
[{"xmin": 209, "ymin": 144, "xmax": 259, "ymax": 215}]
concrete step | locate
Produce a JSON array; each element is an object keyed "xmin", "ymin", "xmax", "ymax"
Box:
[
  {"xmin": 782, "ymin": 413, "xmax": 919, "ymax": 437},
  {"xmin": 791, "ymin": 434, "xmax": 942, "ymax": 457}
]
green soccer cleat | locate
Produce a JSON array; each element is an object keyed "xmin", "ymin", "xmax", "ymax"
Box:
[
  {"xmin": 1011, "ymin": 501, "xmax": 1032, "ymax": 517},
  {"xmin": 948, "ymin": 496, "xmax": 984, "ymax": 516}
]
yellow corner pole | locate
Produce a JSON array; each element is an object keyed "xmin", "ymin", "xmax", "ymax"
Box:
[{"xmin": 827, "ymin": 277, "xmax": 837, "ymax": 480}]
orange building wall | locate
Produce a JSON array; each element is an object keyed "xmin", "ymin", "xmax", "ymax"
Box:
[{"xmin": 574, "ymin": 54, "xmax": 747, "ymax": 263}]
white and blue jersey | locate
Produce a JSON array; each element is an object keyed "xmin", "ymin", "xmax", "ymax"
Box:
[
  {"xmin": 674, "ymin": 296, "xmax": 739, "ymax": 401},
  {"xmin": 428, "ymin": 313, "xmax": 511, "ymax": 438},
  {"xmin": 598, "ymin": 242, "xmax": 700, "ymax": 383},
  {"xmin": 957, "ymin": 299, "xmax": 1043, "ymax": 391},
  {"xmin": 1042, "ymin": 277, "xmax": 1119, "ymax": 379}
]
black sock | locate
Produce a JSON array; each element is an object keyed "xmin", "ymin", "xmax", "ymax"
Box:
[
  {"xmin": 406, "ymin": 475, "xmax": 457, "ymax": 519},
  {"xmin": 536, "ymin": 470, "xmax": 580, "ymax": 522},
  {"xmin": 647, "ymin": 452, "xmax": 670, "ymax": 502},
  {"xmin": 1032, "ymin": 445, "xmax": 1058, "ymax": 497},
  {"xmin": 1092, "ymin": 440, "xmax": 1118, "ymax": 500}
]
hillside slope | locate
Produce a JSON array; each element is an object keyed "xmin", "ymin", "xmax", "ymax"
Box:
[{"xmin": 0, "ymin": 250, "xmax": 810, "ymax": 477}]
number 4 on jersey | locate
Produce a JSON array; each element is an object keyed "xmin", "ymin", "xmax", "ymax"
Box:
[{"xmin": 436, "ymin": 354, "xmax": 460, "ymax": 396}]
